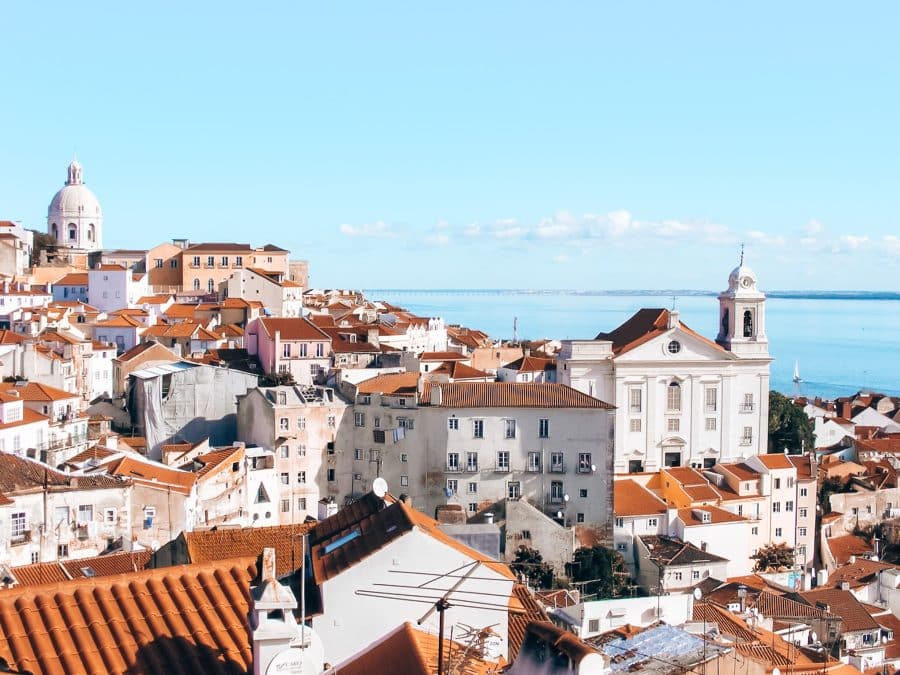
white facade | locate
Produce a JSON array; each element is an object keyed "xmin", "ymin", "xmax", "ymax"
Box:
[
  {"xmin": 88, "ymin": 266, "xmax": 147, "ymax": 313},
  {"xmin": 47, "ymin": 159, "xmax": 103, "ymax": 251},
  {"xmin": 558, "ymin": 265, "xmax": 771, "ymax": 473},
  {"xmin": 222, "ymin": 268, "xmax": 303, "ymax": 317}
]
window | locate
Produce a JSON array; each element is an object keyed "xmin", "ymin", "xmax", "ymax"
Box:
[
  {"xmin": 467, "ymin": 482, "xmax": 477, "ymax": 494},
  {"xmin": 448, "ymin": 418, "xmax": 459, "ymax": 430},
  {"xmin": 54, "ymin": 506, "xmax": 69, "ymax": 526},
  {"xmin": 667, "ymin": 382, "xmax": 681, "ymax": 411},
  {"xmin": 171, "ymin": 259, "xmax": 178, "ymax": 268},
  {"xmin": 447, "ymin": 452, "xmax": 460, "ymax": 472},
  {"xmin": 775, "ymin": 527, "xmax": 782, "ymax": 537},
  {"xmin": 327, "ymin": 415, "xmax": 336, "ymax": 428},
  {"xmin": 751, "ymin": 526, "xmax": 758, "ymax": 535},
  {"xmin": 207, "ymin": 256, "xmax": 215, "ymax": 267},
  {"xmin": 466, "ymin": 452, "xmax": 478, "ymax": 472},
  {"xmin": 550, "ymin": 481, "xmax": 564, "ymax": 502},
  {"xmin": 576, "ymin": 513, "xmax": 585, "ymax": 523},
  {"xmin": 297, "ymin": 445, "xmax": 307, "ymax": 456},
  {"xmin": 400, "ymin": 475, "xmax": 409, "ymax": 486},
  {"xmin": 155, "ymin": 258, "xmax": 163, "ymax": 268},
  {"xmin": 667, "ymin": 418, "xmax": 680, "ymax": 432},
  {"xmin": 468, "ymin": 503, "xmax": 477, "ymax": 513},
  {"xmin": 298, "ymin": 498, "xmax": 307, "ymax": 510},
  {"xmin": 193, "ymin": 278, "xmax": 201, "ymax": 291},
  {"xmin": 799, "ymin": 527, "xmax": 807, "ymax": 537},
  {"xmin": 446, "ymin": 479, "xmax": 458, "ymax": 494},
  {"xmin": 255, "ymin": 484, "xmax": 270, "ymax": 504},
  {"xmin": 400, "ymin": 453, "xmax": 408, "ymax": 462},
  {"xmin": 705, "ymin": 387, "xmax": 717, "ymax": 412},
  {"xmin": 674, "ymin": 572, "xmax": 683, "ymax": 581},
  {"xmin": 800, "ymin": 487, "xmax": 808, "ymax": 497},
  {"xmin": 277, "ymin": 391, "xmax": 287, "ymax": 405},
  {"xmin": 615, "ymin": 517, "xmax": 625, "ymax": 528},
  {"xmin": 77, "ymin": 505, "xmax": 93, "ymax": 524},
  {"xmin": 399, "ymin": 417, "xmax": 414, "ymax": 430},
  {"xmin": 629, "ymin": 388, "xmax": 642, "ymax": 413},
  {"xmin": 297, "ymin": 417, "xmax": 306, "ymax": 429},
  {"xmin": 664, "ymin": 451, "xmax": 681, "ymax": 468},
  {"xmin": 497, "ymin": 451, "xmax": 510, "ymax": 471},
  {"xmin": 283, "ymin": 343, "xmax": 291, "ymax": 358},
  {"xmin": 505, "ymin": 419, "xmax": 517, "ymax": 439},
  {"xmin": 280, "ymin": 472, "xmax": 290, "ymax": 485},
  {"xmin": 354, "ymin": 412, "xmax": 365, "ymax": 427},
  {"xmin": 326, "ymin": 469, "xmax": 335, "ymax": 482},
  {"xmin": 316, "ymin": 343, "xmax": 325, "ymax": 357},
  {"xmin": 788, "ymin": 477, "xmax": 795, "ymax": 489},
  {"xmin": 741, "ymin": 427, "xmax": 753, "ymax": 445},
  {"xmin": 539, "ymin": 418, "xmax": 549, "ymax": 438},
  {"xmin": 743, "ymin": 310, "xmax": 753, "ymax": 337},
  {"xmin": 588, "ymin": 619, "xmax": 600, "ymax": 633},
  {"xmin": 527, "ymin": 451, "xmax": 541, "ymax": 472},
  {"xmin": 692, "ymin": 570, "xmax": 700, "ymax": 580},
  {"xmin": 508, "ymin": 481, "xmax": 521, "ymax": 499},
  {"xmin": 192, "ymin": 255, "xmax": 201, "ymax": 267},
  {"xmin": 473, "ymin": 419, "xmax": 484, "ymax": 438},
  {"xmin": 235, "ymin": 256, "xmax": 243, "ymax": 267},
  {"xmin": 579, "ymin": 489, "xmax": 588, "ymax": 498},
  {"xmin": 279, "ymin": 417, "xmax": 289, "ymax": 431},
  {"xmin": 774, "ymin": 478, "xmax": 781, "ymax": 489},
  {"xmin": 578, "ymin": 453, "xmax": 593, "ymax": 473},
  {"xmin": 705, "ymin": 417, "xmax": 717, "ymax": 431},
  {"xmin": 786, "ymin": 501, "xmax": 794, "ymax": 512},
  {"xmin": 667, "ymin": 340, "xmax": 681, "ymax": 354},
  {"xmin": 742, "ymin": 393, "xmax": 754, "ymax": 412},
  {"xmin": 550, "ymin": 451, "xmax": 564, "ymax": 472},
  {"xmin": 11, "ymin": 512, "xmax": 26, "ymax": 540},
  {"xmin": 799, "ymin": 507, "xmax": 807, "ymax": 518},
  {"xmin": 221, "ymin": 256, "xmax": 228, "ymax": 267},
  {"xmin": 772, "ymin": 502, "xmax": 781, "ymax": 513},
  {"xmin": 628, "ymin": 418, "xmax": 642, "ymax": 432}
]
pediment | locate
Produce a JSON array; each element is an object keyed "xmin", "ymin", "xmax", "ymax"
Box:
[{"xmin": 615, "ymin": 326, "xmax": 736, "ymax": 363}]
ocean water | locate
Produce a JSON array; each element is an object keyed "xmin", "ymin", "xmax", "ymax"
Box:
[{"xmin": 365, "ymin": 290, "xmax": 900, "ymax": 400}]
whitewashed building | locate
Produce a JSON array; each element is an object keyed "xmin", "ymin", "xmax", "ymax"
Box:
[{"xmin": 558, "ymin": 264, "xmax": 772, "ymax": 473}]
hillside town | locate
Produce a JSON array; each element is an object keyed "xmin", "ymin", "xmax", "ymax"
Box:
[{"xmin": 0, "ymin": 160, "xmax": 899, "ymax": 674}]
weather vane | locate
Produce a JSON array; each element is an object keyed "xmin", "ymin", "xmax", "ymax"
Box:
[{"xmin": 739, "ymin": 242, "xmax": 745, "ymax": 266}]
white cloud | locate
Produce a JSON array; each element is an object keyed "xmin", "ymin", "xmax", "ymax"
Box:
[
  {"xmin": 552, "ymin": 254, "xmax": 569, "ymax": 263},
  {"xmin": 463, "ymin": 223, "xmax": 481, "ymax": 237},
  {"xmin": 883, "ymin": 235, "xmax": 900, "ymax": 253},
  {"xmin": 804, "ymin": 219, "xmax": 825, "ymax": 235},
  {"xmin": 493, "ymin": 226, "xmax": 527, "ymax": 239},
  {"xmin": 339, "ymin": 221, "xmax": 395, "ymax": 238},
  {"xmin": 425, "ymin": 233, "xmax": 450, "ymax": 247},
  {"xmin": 839, "ymin": 234, "xmax": 869, "ymax": 250}
]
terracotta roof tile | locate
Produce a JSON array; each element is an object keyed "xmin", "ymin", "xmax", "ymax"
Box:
[
  {"xmin": 258, "ymin": 317, "xmax": 331, "ymax": 341},
  {"xmin": 508, "ymin": 584, "xmax": 550, "ymax": 661},
  {"xmin": 798, "ymin": 588, "xmax": 881, "ymax": 632},
  {"xmin": 596, "ymin": 308, "xmax": 727, "ymax": 357},
  {"xmin": 429, "ymin": 361, "xmax": 492, "ymax": 380},
  {"xmin": 824, "ymin": 558, "xmax": 897, "ymax": 589},
  {"xmin": 420, "ymin": 351, "xmax": 468, "ymax": 361},
  {"xmin": 184, "ymin": 523, "xmax": 314, "ymax": 577},
  {"xmin": 614, "ymin": 480, "xmax": 667, "ymax": 516},
  {"xmin": 678, "ymin": 505, "xmax": 748, "ymax": 526},
  {"xmin": 826, "ymin": 535, "xmax": 874, "ymax": 565},
  {"xmin": 7, "ymin": 381, "xmax": 78, "ymax": 402},
  {"xmin": 0, "ymin": 407, "xmax": 49, "ymax": 431},
  {"xmin": 103, "ymin": 455, "xmax": 195, "ymax": 495},
  {"xmin": 356, "ymin": 372, "xmax": 420, "ymax": 395},
  {"xmin": 10, "ymin": 550, "xmax": 153, "ymax": 587},
  {"xmin": 423, "ymin": 382, "xmax": 613, "ymax": 409},
  {"xmin": 756, "ymin": 453, "xmax": 795, "ymax": 469},
  {"xmin": 0, "ymin": 557, "xmax": 257, "ymax": 674},
  {"xmin": 54, "ymin": 272, "xmax": 89, "ymax": 286},
  {"xmin": 718, "ymin": 462, "xmax": 761, "ymax": 480},
  {"xmin": 502, "ymin": 355, "xmax": 556, "ymax": 372},
  {"xmin": 0, "ymin": 453, "xmax": 124, "ymax": 494},
  {"xmin": 94, "ymin": 314, "xmax": 142, "ymax": 328},
  {"xmin": 192, "ymin": 447, "xmax": 244, "ymax": 480}
]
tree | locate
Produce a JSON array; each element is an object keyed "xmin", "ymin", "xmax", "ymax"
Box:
[
  {"xmin": 768, "ymin": 391, "xmax": 814, "ymax": 454},
  {"xmin": 510, "ymin": 546, "xmax": 554, "ymax": 589},
  {"xmin": 565, "ymin": 546, "xmax": 628, "ymax": 599},
  {"xmin": 29, "ymin": 229, "xmax": 56, "ymax": 266},
  {"xmin": 818, "ymin": 476, "xmax": 853, "ymax": 515},
  {"xmin": 752, "ymin": 542, "xmax": 795, "ymax": 572},
  {"xmin": 260, "ymin": 371, "xmax": 296, "ymax": 387}
]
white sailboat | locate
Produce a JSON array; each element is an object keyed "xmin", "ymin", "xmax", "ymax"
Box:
[{"xmin": 792, "ymin": 361, "xmax": 803, "ymax": 384}]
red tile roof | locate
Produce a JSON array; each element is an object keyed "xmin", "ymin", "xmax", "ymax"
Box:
[
  {"xmin": 54, "ymin": 272, "xmax": 88, "ymax": 286},
  {"xmin": 678, "ymin": 505, "xmax": 748, "ymax": 526},
  {"xmin": 596, "ymin": 308, "xmax": 727, "ymax": 356},
  {"xmin": 258, "ymin": 317, "xmax": 331, "ymax": 341},
  {"xmin": 94, "ymin": 314, "xmax": 142, "ymax": 328},
  {"xmin": 826, "ymin": 535, "xmax": 874, "ymax": 565},
  {"xmin": 429, "ymin": 361, "xmax": 492, "ymax": 380},
  {"xmin": 0, "ymin": 557, "xmax": 257, "ymax": 674},
  {"xmin": 756, "ymin": 453, "xmax": 795, "ymax": 469},
  {"xmin": 184, "ymin": 523, "xmax": 315, "ymax": 577},
  {"xmin": 0, "ymin": 407, "xmax": 49, "ymax": 431},
  {"xmin": 423, "ymin": 382, "xmax": 613, "ymax": 409},
  {"xmin": 103, "ymin": 455, "xmax": 195, "ymax": 495},
  {"xmin": 614, "ymin": 480, "xmax": 668, "ymax": 516},
  {"xmin": 502, "ymin": 355, "xmax": 556, "ymax": 372},
  {"xmin": 798, "ymin": 588, "xmax": 881, "ymax": 632},
  {"xmin": 0, "ymin": 453, "xmax": 124, "ymax": 494},
  {"xmin": 7, "ymin": 381, "xmax": 78, "ymax": 402},
  {"xmin": 10, "ymin": 550, "xmax": 153, "ymax": 587},
  {"xmin": 420, "ymin": 350, "xmax": 468, "ymax": 361},
  {"xmin": 508, "ymin": 584, "xmax": 551, "ymax": 661},
  {"xmin": 356, "ymin": 372, "xmax": 420, "ymax": 395}
]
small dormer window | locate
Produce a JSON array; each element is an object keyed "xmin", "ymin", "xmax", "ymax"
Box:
[{"xmin": 667, "ymin": 340, "xmax": 681, "ymax": 354}]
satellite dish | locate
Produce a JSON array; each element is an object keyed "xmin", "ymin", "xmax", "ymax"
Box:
[
  {"xmin": 772, "ymin": 668, "xmax": 781, "ymax": 675},
  {"xmin": 693, "ymin": 588, "xmax": 703, "ymax": 600},
  {"xmin": 373, "ymin": 477, "xmax": 388, "ymax": 498},
  {"xmin": 811, "ymin": 631, "xmax": 818, "ymax": 643},
  {"xmin": 591, "ymin": 464, "xmax": 597, "ymax": 472},
  {"xmin": 556, "ymin": 511, "xmax": 563, "ymax": 519},
  {"xmin": 564, "ymin": 494, "xmax": 570, "ymax": 502}
]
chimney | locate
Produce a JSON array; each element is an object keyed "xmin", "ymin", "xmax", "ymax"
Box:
[
  {"xmin": 849, "ymin": 555, "xmax": 856, "ymax": 564},
  {"xmin": 484, "ymin": 512, "xmax": 494, "ymax": 525},
  {"xmin": 430, "ymin": 384, "xmax": 443, "ymax": 406},
  {"xmin": 668, "ymin": 310, "xmax": 680, "ymax": 329},
  {"xmin": 317, "ymin": 497, "xmax": 337, "ymax": 520}
]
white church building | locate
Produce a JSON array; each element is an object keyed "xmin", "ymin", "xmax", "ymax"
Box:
[
  {"xmin": 557, "ymin": 263, "xmax": 772, "ymax": 473},
  {"xmin": 46, "ymin": 158, "xmax": 103, "ymax": 257}
]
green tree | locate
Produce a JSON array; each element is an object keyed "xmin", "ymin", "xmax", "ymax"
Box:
[
  {"xmin": 510, "ymin": 546, "xmax": 554, "ymax": 589},
  {"xmin": 818, "ymin": 476, "xmax": 852, "ymax": 514},
  {"xmin": 752, "ymin": 542, "xmax": 795, "ymax": 572},
  {"xmin": 566, "ymin": 546, "xmax": 628, "ymax": 599},
  {"xmin": 768, "ymin": 391, "xmax": 814, "ymax": 454},
  {"xmin": 29, "ymin": 230, "xmax": 56, "ymax": 266},
  {"xmin": 260, "ymin": 371, "xmax": 296, "ymax": 387}
]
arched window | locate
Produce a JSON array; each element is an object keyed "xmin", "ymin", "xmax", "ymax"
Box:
[
  {"xmin": 68, "ymin": 224, "xmax": 77, "ymax": 241},
  {"xmin": 207, "ymin": 279, "xmax": 215, "ymax": 293},
  {"xmin": 721, "ymin": 308, "xmax": 729, "ymax": 335},
  {"xmin": 743, "ymin": 310, "xmax": 753, "ymax": 337},
  {"xmin": 193, "ymin": 278, "xmax": 201, "ymax": 291},
  {"xmin": 666, "ymin": 381, "xmax": 681, "ymax": 412},
  {"xmin": 87, "ymin": 224, "xmax": 94, "ymax": 241},
  {"xmin": 51, "ymin": 223, "xmax": 58, "ymax": 239}
]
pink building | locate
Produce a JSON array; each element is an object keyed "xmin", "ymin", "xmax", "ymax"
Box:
[{"xmin": 246, "ymin": 317, "xmax": 332, "ymax": 385}]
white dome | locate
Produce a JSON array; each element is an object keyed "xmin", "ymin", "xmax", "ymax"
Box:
[{"xmin": 48, "ymin": 183, "xmax": 102, "ymax": 219}]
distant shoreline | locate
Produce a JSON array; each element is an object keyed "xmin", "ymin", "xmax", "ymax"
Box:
[{"xmin": 365, "ymin": 289, "xmax": 900, "ymax": 301}]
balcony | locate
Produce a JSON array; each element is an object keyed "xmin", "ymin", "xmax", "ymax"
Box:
[
  {"xmin": 739, "ymin": 437, "xmax": 753, "ymax": 446},
  {"xmin": 577, "ymin": 464, "xmax": 594, "ymax": 475},
  {"xmin": 547, "ymin": 494, "xmax": 565, "ymax": 505},
  {"xmin": 493, "ymin": 465, "xmax": 511, "ymax": 474},
  {"xmin": 548, "ymin": 463, "xmax": 566, "ymax": 474},
  {"xmin": 10, "ymin": 530, "xmax": 31, "ymax": 546},
  {"xmin": 525, "ymin": 463, "xmax": 542, "ymax": 473},
  {"xmin": 740, "ymin": 404, "xmax": 755, "ymax": 413},
  {"xmin": 445, "ymin": 465, "xmax": 462, "ymax": 473},
  {"xmin": 463, "ymin": 464, "xmax": 479, "ymax": 474}
]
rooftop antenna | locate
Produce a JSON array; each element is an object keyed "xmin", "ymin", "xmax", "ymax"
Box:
[
  {"xmin": 671, "ymin": 295, "xmax": 677, "ymax": 311},
  {"xmin": 513, "ymin": 316, "xmax": 517, "ymax": 344},
  {"xmin": 739, "ymin": 242, "xmax": 745, "ymax": 266}
]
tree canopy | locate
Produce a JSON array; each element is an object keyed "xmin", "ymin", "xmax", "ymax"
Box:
[
  {"xmin": 752, "ymin": 542, "xmax": 795, "ymax": 572},
  {"xmin": 510, "ymin": 546, "xmax": 554, "ymax": 589},
  {"xmin": 565, "ymin": 545, "xmax": 628, "ymax": 599},
  {"xmin": 768, "ymin": 391, "xmax": 815, "ymax": 454}
]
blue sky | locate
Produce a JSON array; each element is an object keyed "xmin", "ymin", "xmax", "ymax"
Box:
[{"xmin": 2, "ymin": 2, "xmax": 898, "ymax": 290}]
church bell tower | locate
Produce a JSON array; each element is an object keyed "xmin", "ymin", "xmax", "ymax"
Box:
[{"xmin": 716, "ymin": 255, "xmax": 769, "ymax": 358}]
